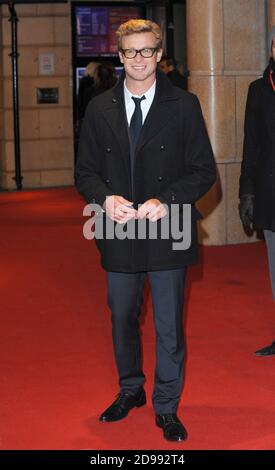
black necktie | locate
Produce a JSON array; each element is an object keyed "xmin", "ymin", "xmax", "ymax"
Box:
[{"xmin": 129, "ymin": 95, "xmax": 146, "ymax": 184}]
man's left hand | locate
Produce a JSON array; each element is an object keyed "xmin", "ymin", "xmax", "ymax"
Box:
[{"xmin": 137, "ymin": 199, "xmax": 167, "ymax": 222}]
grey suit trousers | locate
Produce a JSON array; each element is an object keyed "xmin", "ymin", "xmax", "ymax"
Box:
[{"xmin": 107, "ymin": 267, "xmax": 187, "ymax": 414}]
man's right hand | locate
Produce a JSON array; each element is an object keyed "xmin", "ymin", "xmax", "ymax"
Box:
[
  {"xmin": 103, "ymin": 195, "xmax": 137, "ymax": 224},
  {"xmin": 239, "ymin": 194, "xmax": 254, "ymax": 227}
]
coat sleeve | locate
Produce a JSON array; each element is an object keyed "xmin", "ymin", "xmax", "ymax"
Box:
[
  {"xmin": 239, "ymin": 82, "xmax": 260, "ymax": 197},
  {"xmin": 156, "ymin": 95, "xmax": 216, "ymax": 207},
  {"xmin": 75, "ymin": 102, "xmax": 114, "ymax": 207}
]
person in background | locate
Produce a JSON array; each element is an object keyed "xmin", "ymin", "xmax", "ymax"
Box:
[
  {"xmin": 159, "ymin": 56, "xmax": 188, "ymax": 90},
  {"xmin": 76, "ymin": 19, "xmax": 215, "ymax": 442},
  {"xmin": 77, "ymin": 62, "xmax": 99, "ymax": 125},
  {"xmin": 82, "ymin": 61, "xmax": 118, "ymax": 107},
  {"xmin": 75, "ymin": 62, "xmax": 99, "ymax": 151},
  {"xmin": 239, "ymin": 26, "xmax": 275, "ymax": 357}
]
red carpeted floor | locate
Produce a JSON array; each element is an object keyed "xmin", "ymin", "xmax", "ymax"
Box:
[{"xmin": 1, "ymin": 186, "xmax": 275, "ymax": 450}]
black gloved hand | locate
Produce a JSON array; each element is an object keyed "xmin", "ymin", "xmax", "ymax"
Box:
[{"xmin": 239, "ymin": 194, "xmax": 254, "ymax": 226}]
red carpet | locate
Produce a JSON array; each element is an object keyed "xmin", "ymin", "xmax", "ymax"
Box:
[{"xmin": 1, "ymin": 187, "xmax": 275, "ymax": 450}]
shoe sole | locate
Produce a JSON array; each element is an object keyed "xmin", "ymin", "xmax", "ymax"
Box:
[
  {"xmin": 255, "ymin": 353, "xmax": 275, "ymax": 356},
  {"xmin": 255, "ymin": 350, "xmax": 275, "ymax": 356}
]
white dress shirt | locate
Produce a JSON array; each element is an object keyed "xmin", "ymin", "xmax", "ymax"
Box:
[{"xmin": 124, "ymin": 79, "xmax": 156, "ymax": 126}]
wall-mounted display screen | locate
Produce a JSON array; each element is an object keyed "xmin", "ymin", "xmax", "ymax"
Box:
[{"xmin": 75, "ymin": 5, "xmax": 143, "ymax": 57}]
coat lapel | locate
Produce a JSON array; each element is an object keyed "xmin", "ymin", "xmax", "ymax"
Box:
[
  {"xmin": 264, "ymin": 87, "xmax": 275, "ymax": 136},
  {"xmin": 100, "ymin": 70, "xmax": 180, "ymax": 174},
  {"xmin": 137, "ymin": 70, "xmax": 180, "ymax": 152},
  {"xmin": 262, "ymin": 68, "xmax": 275, "ymax": 136},
  {"xmin": 101, "ymin": 80, "xmax": 132, "ymax": 187},
  {"xmin": 136, "ymin": 96, "xmax": 178, "ymax": 153}
]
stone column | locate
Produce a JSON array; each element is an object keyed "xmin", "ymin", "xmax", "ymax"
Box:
[
  {"xmin": 268, "ymin": 0, "xmax": 275, "ymax": 30},
  {"xmin": 186, "ymin": 0, "xmax": 266, "ymax": 245}
]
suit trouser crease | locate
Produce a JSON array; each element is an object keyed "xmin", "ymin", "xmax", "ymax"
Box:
[{"xmin": 107, "ymin": 268, "xmax": 186, "ymax": 414}]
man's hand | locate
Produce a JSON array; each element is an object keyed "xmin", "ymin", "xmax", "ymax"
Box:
[
  {"xmin": 103, "ymin": 195, "xmax": 137, "ymax": 224},
  {"xmin": 137, "ymin": 198, "xmax": 167, "ymax": 222}
]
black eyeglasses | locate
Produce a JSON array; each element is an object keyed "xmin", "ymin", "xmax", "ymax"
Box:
[{"xmin": 120, "ymin": 47, "xmax": 159, "ymax": 59}]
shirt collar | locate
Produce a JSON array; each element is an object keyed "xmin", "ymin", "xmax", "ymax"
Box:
[{"xmin": 124, "ymin": 79, "xmax": 156, "ymax": 104}]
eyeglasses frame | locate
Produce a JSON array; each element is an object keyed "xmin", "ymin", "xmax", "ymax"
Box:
[{"xmin": 119, "ymin": 47, "xmax": 160, "ymax": 59}]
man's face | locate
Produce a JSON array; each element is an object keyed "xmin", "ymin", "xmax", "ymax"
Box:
[
  {"xmin": 272, "ymin": 39, "xmax": 275, "ymax": 61},
  {"xmin": 118, "ymin": 32, "xmax": 163, "ymax": 83}
]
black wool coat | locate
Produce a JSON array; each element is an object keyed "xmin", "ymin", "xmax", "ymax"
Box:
[
  {"xmin": 76, "ymin": 69, "xmax": 216, "ymax": 272},
  {"xmin": 240, "ymin": 59, "xmax": 275, "ymax": 231}
]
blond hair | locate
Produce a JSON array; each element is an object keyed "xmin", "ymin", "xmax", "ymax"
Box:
[
  {"xmin": 116, "ymin": 19, "xmax": 162, "ymax": 50},
  {"xmin": 84, "ymin": 62, "xmax": 99, "ymax": 78}
]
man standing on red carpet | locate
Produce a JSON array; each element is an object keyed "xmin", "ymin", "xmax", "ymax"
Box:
[
  {"xmin": 239, "ymin": 26, "xmax": 275, "ymax": 357},
  {"xmin": 76, "ymin": 19, "xmax": 216, "ymax": 441}
]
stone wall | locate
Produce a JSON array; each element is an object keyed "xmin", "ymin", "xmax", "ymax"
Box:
[{"xmin": 0, "ymin": 2, "xmax": 73, "ymax": 190}]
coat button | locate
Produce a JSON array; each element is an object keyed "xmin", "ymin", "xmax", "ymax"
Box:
[
  {"xmin": 157, "ymin": 176, "xmax": 163, "ymax": 181},
  {"xmin": 112, "ymin": 98, "xmax": 117, "ymax": 103},
  {"xmin": 160, "ymin": 145, "xmax": 165, "ymax": 150},
  {"xmin": 105, "ymin": 179, "xmax": 110, "ymax": 184},
  {"xmin": 106, "ymin": 147, "xmax": 112, "ymax": 153},
  {"xmin": 171, "ymin": 195, "xmax": 176, "ymax": 202}
]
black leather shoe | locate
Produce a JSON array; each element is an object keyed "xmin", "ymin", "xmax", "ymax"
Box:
[
  {"xmin": 255, "ymin": 341, "xmax": 275, "ymax": 356},
  {"xmin": 156, "ymin": 414, "xmax": 187, "ymax": 442},
  {"xmin": 99, "ymin": 388, "xmax": 146, "ymax": 422}
]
